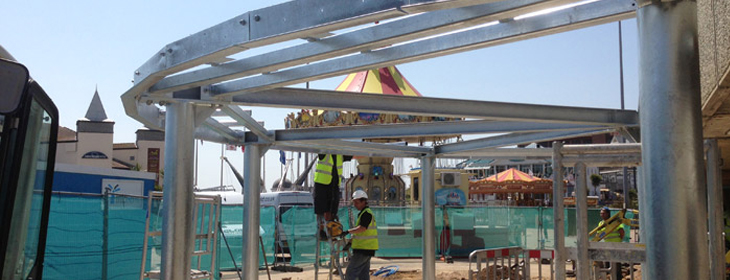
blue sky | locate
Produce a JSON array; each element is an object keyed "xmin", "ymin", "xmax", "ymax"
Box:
[{"xmin": 1, "ymin": 1, "xmax": 639, "ymax": 190}]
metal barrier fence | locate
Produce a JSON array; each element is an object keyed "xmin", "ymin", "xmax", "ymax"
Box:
[
  {"xmin": 468, "ymin": 247, "xmax": 535, "ymax": 280},
  {"xmin": 469, "ymin": 247, "xmax": 558, "ymax": 280},
  {"xmin": 469, "ymin": 246, "xmax": 643, "ymax": 280}
]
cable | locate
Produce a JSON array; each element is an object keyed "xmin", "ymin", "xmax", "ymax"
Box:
[{"xmin": 372, "ymin": 265, "xmax": 399, "ymax": 277}]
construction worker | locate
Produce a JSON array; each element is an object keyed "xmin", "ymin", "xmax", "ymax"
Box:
[
  {"xmin": 597, "ymin": 207, "xmax": 624, "ymax": 279},
  {"xmin": 314, "ymin": 154, "xmax": 352, "ymax": 239},
  {"xmin": 344, "ymin": 190, "xmax": 378, "ymax": 280}
]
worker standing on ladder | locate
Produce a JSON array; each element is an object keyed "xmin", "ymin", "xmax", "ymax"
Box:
[
  {"xmin": 597, "ymin": 207, "xmax": 624, "ymax": 279},
  {"xmin": 314, "ymin": 154, "xmax": 352, "ymax": 239},
  {"xmin": 344, "ymin": 190, "xmax": 378, "ymax": 280}
]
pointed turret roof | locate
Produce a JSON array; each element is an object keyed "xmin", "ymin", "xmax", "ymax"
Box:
[{"xmin": 84, "ymin": 87, "xmax": 108, "ymax": 122}]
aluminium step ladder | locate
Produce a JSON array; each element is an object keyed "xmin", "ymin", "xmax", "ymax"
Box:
[
  {"xmin": 139, "ymin": 192, "xmax": 222, "ymax": 280},
  {"xmin": 314, "ymin": 217, "xmax": 350, "ymax": 280}
]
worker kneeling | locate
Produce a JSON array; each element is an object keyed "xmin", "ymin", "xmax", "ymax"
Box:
[{"xmin": 342, "ymin": 190, "xmax": 378, "ymax": 280}]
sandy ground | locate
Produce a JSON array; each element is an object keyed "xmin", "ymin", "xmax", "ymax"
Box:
[{"xmin": 221, "ymin": 257, "xmax": 560, "ymax": 280}]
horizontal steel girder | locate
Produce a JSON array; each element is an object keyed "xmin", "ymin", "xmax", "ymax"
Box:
[
  {"xmin": 148, "ymin": 0, "xmax": 579, "ymax": 94},
  {"xmin": 210, "ymin": 0, "xmax": 636, "ymax": 97},
  {"xmin": 209, "ymin": 88, "xmax": 637, "ymax": 125},
  {"xmin": 435, "ymin": 128, "xmax": 613, "ymax": 154},
  {"xmin": 271, "ymin": 141, "xmax": 430, "ymax": 158},
  {"xmin": 220, "ymin": 105, "xmax": 273, "ymax": 142},
  {"xmin": 268, "ymin": 120, "xmax": 607, "ymax": 141}
]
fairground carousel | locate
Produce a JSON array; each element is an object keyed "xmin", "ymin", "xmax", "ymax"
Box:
[
  {"xmin": 285, "ymin": 66, "xmax": 462, "ymax": 206},
  {"xmin": 469, "ymin": 168, "xmax": 553, "ymax": 206}
]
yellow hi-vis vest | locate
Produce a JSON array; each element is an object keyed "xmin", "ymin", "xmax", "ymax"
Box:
[
  {"xmin": 313, "ymin": 154, "xmax": 343, "ymax": 185},
  {"xmin": 352, "ymin": 208, "xmax": 378, "ymax": 250},
  {"xmin": 597, "ymin": 220, "xmax": 622, "ymax": 242}
]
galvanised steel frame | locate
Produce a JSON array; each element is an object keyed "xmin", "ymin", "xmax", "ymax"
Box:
[{"xmin": 122, "ymin": 0, "xmax": 715, "ymax": 279}]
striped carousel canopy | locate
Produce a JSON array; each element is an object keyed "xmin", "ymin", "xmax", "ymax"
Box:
[
  {"xmin": 284, "ymin": 66, "xmax": 462, "ymax": 142},
  {"xmin": 335, "ymin": 66, "xmax": 422, "ymax": 96},
  {"xmin": 483, "ymin": 168, "xmax": 536, "ymax": 182},
  {"xmin": 470, "ymin": 168, "xmax": 553, "ymax": 194}
]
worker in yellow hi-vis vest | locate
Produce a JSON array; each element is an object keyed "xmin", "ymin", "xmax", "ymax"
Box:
[
  {"xmin": 597, "ymin": 207, "xmax": 625, "ymax": 242},
  {"xmin": 597, "ymin": 207, "xmax": 624, "ymax": 280},
  {"xmin": 343, "ymin": 190, "xmax": 378, "ymax": 280},
  {"xmin": 314, "ymin": 154, "xmax": 352, "ymax": 239}
]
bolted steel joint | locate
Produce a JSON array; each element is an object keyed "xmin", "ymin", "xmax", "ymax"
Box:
[{"xmin": 254, "ymin": 15, "xmax": 261, "ymax": 22}]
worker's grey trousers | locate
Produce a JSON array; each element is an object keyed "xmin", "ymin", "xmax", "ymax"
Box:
[{"xmin": 345, "ymin": 252, "xmax": 371, "ymax": 280}]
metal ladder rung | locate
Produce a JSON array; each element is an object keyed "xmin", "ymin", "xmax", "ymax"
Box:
[{"xmin": 139, "ymin": 192, "xmax": 221, "ymax": 280}]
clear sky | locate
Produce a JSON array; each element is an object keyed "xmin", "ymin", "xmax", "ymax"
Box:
[{"xmin": 1, "ymin": 0, "xmax": 639, "ymax": 192}]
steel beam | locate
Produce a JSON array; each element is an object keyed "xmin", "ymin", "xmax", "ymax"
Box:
[
  {"xmin": 435, "ymin": 129, "xmax": 612, "ymax": 155},
  {"xmin": 421, "ymin": 155, "xmax": 436, "ymax": 280},
  {"xmin": 242, "ymin": 144, "xmax": 264, "ymax": 279},
  {"xmin": 160, "ymin": 102, "xmax": 196, "ymax": 280},
  {"xmin": 218, "ymin": 88, "xmax": 639, "ymax": 125},
  {"xmin": 220, "ymin": 105, "xmax": 272, "ymax": 142},
  {"xmin": 561, "ymin": 143, "xmax": 641, "ymax": 155},
  {"xmin": 148, "ymin": 0, "xmax": 579, "ymax": 94},
  {"xmin": 202, "ymin": 118, "xmax": 244, "ymax": 141},
  {"xmin": 271, "ymin": 141, "xmax": 429, "ymax": 158},
  {"xmin": 637, "ymin": 1, "xmax": 708, "ymax": 279},
  {"xmin": 552, "ymin": 142, "xmax": 566, "ymax": 280},
  {"xmin": 123, "ymin": 0, "xmax": 504, "ymax": 128},
  {"xmin": 565, "ymin": 242, "xmax": 646, "ymax": 263},
  {"xmin": 574, "ymin": 162, "xmax": 590, "ymax": 280},
  {"xmin": 271, "ymin": 120, "xmax": 604, "ymax": 142},
  {"xmin": 130, "ymin": 0, "xmax": 504, "ymax": 86},
  {"xmin": 210, "ymin": 0, "xmax": 636, "ymax": 96},
  {"xmin": 706, "ymin": 139, "xmax": 724, "ymax": 280}
]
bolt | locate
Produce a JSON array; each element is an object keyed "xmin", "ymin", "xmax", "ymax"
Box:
[
  {"xmin": 254, "ymin": 15, "xmax": 261, "ymax": 22},
  {"xmin": 239, "ymin": 19, "xmax": 247, "ymax": 25},
  {"xmin": 135, "ymin": 70, "xmax": 140, "ymax": 75},
  {"xmin": 167, "ymin": 48, "xmax": 173, "ymax": 53}
]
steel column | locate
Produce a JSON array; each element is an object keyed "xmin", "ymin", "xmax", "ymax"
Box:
[
  {"xmin": 706, "ymin": 139, "xmax": 724, "ymax": 280},
  {"xmin": 637, "ymin": 1, "xmax": 708, "ymax": 279},
  {"xmin": 552, "ymin": 142, "xmax": 566, "ymax": 280},
  {"xmin": 574, "ymin": 162, "xmax": 589, "ymax": 279},
  {"xmin": 242, "ymin": 144, "xmax": 263, "ymax": 280},
  {"xmin": 421, "ymin": 155, "xmax": 436, "ymax": 280},
  {"xmin": 161, "ymin": 102, "xmax": 196, "ymax": 280}
]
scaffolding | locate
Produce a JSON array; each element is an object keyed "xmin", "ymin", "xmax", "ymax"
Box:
[{"xmin": 119, "ymin": 0, "xmax": 717, "ymax": 279}]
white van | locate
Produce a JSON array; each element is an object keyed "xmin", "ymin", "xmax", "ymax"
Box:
[{"xmin": 260, "ymin": 191, "xmax": 314, "ymax": 256}]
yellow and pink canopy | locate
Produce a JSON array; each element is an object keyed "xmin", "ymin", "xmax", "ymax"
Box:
[
  {"xmin": 285, "ymin": 66, "xmax": 461, "ymax": 140},
  {"xmin": 335, "ymin": 66, "xmax": 422, "ymax": 96}
]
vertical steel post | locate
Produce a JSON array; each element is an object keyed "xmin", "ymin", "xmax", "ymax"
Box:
[
  {"xmin": 637, "ymin": 1, "xmax": 708, "ymax": 279},
  {"xmin": 574, "ymin": 162, "xmax": 589, "ymax": 279},
  {"xmin": 706, "ymin": 139, "xmax": 724, "ymax": 280},
  {"xmin": 161, "ymin": 102, "xmax": 196, "ymax": 280},
  {"xmin": 243, "ymin": 144, "xmax": 263, "ymax": 280},
  {"xmin": 552, "ymin": 142, "xmax": 565, "ymax": 280},
  {"xmin": 421, "ymin": 155, "xmax": 436, "ymax": 280}
]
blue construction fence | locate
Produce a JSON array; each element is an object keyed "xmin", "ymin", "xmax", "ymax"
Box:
[{"xmin": 42, "ymin": 193, "xmax": 631, "ymax": 279}]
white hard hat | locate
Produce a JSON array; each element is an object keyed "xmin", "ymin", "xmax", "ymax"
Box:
[{"xmin": 352, "ymin": 190, "xmax": 368, "ymax": 200}]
